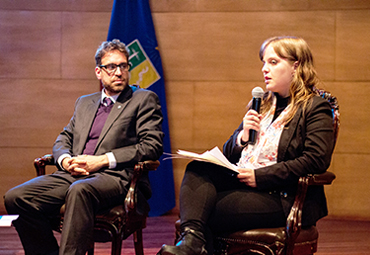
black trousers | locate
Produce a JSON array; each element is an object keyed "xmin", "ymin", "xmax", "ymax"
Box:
[
  {"xmin": 179, "ymin": 161, "xmax": 286, "ymax": 251},
  {"xmin": 4, "ymin": 169, "xmax": 130, "ymax": 255}
]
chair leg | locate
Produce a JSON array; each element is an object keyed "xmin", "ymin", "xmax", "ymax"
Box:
[
  {"xmin": 111, "ymin": 236, "xmax": 123, "ymax": 255},
  {"xmin": 87, "ymin": 246, "xmax": 94, "ymax": 255},
  {"xmin": 133, "ymin": 229, "xmax": 144, "ymax": 255},
  {"xmin": 214, "ymin": 239, "xmax": 228, "ymax": 255}
]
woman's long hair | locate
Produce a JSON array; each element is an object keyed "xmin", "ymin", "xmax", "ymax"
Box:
[{"xmin": 258, "ymin": 36, "xmax": 320, "ymax": 123}]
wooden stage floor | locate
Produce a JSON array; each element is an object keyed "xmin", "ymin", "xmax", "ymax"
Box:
[{"xmin": 1, "ymin": 213, "xmax": 369, "ymax": 255}]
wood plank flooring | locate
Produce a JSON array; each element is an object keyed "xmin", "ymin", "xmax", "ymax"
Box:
[{"xmin": 1, "ymin": 213, "xmax": 369, "ymax": 255}]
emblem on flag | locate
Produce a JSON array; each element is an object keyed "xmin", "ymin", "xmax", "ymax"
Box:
[{"xmin": 127, "ymin": 39, "xmax": 161, "ymax": 89}]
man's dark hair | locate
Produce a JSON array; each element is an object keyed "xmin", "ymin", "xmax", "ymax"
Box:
[{"xmin": 95, "ymin": 39, "xmax": 130, "ymax": 66}]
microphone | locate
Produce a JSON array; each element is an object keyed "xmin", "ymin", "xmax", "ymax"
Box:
[{"xmin": 248, "ymin": 87, "xmax": 264, "ymax": 145}]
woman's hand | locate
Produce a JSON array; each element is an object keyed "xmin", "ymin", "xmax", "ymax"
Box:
[
  {"xmin": 237, "ymin": 168, "xmax": 257, "ymax": 187},
  {"xmin": 241, "ymin": 109, "xmax": 262, "ymax": 143}
]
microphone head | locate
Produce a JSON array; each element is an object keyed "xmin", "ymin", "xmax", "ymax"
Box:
[{"xmin": 251, "ymin": 87, "xmax": 264, "ymax": 98}]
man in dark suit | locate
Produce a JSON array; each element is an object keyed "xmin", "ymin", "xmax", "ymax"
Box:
[{"xmin": 4, "ymin": 39, "xmax": 164, "ymax": 255}]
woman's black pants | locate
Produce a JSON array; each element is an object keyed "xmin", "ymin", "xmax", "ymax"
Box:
[{"xmin": 179, "ymin": 161, "xmax": 286, "ymax": 252}]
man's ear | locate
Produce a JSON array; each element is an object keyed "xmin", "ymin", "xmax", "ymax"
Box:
[{"xmin": 95, "ymin": 66, "xmax": 101, "ymax": 79}]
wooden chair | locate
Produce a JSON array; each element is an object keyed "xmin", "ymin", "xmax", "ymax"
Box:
[
  {"xmin": 212, "ymin": 172, "xmax": 336, "ymax": 255},
  {"xmin": 34, "ymin": 154, "xmax": 160, "ymax": 255},
  {"xmin": 175, "ymin": 89, "xmax": 340, "ymax": 255}
]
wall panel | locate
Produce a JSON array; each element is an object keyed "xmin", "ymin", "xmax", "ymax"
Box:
[
  {"xmin": 0, "ymin": 79, "xmax": 98, "ymax": 148},
  {"xmin": 309, "ymin": 0, "xmax": 370, "ymax": 10},
  {"xmin": 151, "ymin": 0, "xmax": 370, "ymax": 12},
  {"xmin": 322, "ymin": 82, "xmax": 370, "ymax": 154},
  {"xmin": 326, "ymin": 153, "xmax": 370, "ymax": 220},
  {"xmin": 0, "ymin": 147, "xmax": 58, "ymax": 211},
  {"xmin": 336, "ymin": 10, "xmax": 370, "ymax": 81},
  {"xmin": 154, "ymin": 11, "xmax": 336, "ymax": 82},
  {"xmin": 0, "ymin": 0, "xmax": 114, "ymax": 12},
  {"xmin": 192, "ymin": 82, "xmax": 255, "ymax": 149},
  {"xmin": 166, "ymin": 81, "xmax": 195, "ymax": 149},
  {"xmin": 195, "ymin": 0, "xmax": 310, "ymax": 12},
  {"xmin": 0, "ymin": 11, "xmax": 61, "ymax": 79},
  {"xmin": 62, "ymin": 12, "xmax": 112, "ymax": 79}
]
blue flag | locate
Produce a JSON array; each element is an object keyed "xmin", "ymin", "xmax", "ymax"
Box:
[{"xmin": 107, "ymin": 0, "xmax": 175, "ymax": 216}]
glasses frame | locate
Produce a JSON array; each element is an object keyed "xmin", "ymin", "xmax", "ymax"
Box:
[{"xmin": 99, "ymin": 62, "xmax": 131, "ymax": 74}]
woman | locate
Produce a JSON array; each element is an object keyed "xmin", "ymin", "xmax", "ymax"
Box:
[{"xmin": 158, "ymin": 36, "xmax": 335, "ymax": 255}]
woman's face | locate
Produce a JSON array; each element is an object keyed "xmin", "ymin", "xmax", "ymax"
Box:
[{"xmin": 261, "ymin": 44, "xmax": 296, "ymax": 97}]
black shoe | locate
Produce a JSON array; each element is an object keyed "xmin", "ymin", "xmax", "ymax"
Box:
[{"xmin": 158, "ymin": 228, "xmax": 207, "ymax": 255}]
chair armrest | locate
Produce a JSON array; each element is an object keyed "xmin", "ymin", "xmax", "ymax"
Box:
[
  {"xmin": 284, "ymin": 171, "xmax": 336, "ymax": 254},
  {"xmin": 307, "ymin": 171, "xmax": 336, "ymax": 186},
  {"xmin": 34, "ymin": 154, "xmax": 55, "ymax": 176},
  {"xmin": 124, "ymin": 160, "xmax": 160, "ymax": 213}
]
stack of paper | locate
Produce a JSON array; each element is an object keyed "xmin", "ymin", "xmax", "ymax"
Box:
[{"xmin": 175, "ymin": 146, "xmax": 239, "ymax": 173}]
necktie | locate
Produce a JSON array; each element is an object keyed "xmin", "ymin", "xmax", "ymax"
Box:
[
  {"xmin": 82, "ymin": 98, "xmax": 114, "ymax": 155},
  {"xmin": 103, "ymin": 97, "xmax": 113, "ymax": 107}
]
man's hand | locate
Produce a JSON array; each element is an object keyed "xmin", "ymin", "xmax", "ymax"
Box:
[
  {"xmin": 62, "ymin": 155, "xmax": 109, "ymax": 176},
  {"xmin": 237, "ymin": 168, "xmax": 257, "ymax": 187}
]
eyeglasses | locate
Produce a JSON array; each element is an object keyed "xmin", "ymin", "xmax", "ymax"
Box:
[{"xmin": 99, "ymin": 62, "xmax": 131, "ymax": 74}]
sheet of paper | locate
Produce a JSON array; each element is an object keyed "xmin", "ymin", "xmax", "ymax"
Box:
[
  {"xmin": 0, "ymin": 215, "xmax": 19, "ymax": 227},
  {"xmin": 176, "ymin": 146, "xmax": 239, "ymax": 173},
  {"xmin": 208, "ymin": 147, "xmax": 239, "ymax": 171}
]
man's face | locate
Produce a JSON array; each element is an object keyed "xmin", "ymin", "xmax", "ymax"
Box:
[{"xmin": 95, "ymin": 50, "xmax": 130, "ymax": 97}]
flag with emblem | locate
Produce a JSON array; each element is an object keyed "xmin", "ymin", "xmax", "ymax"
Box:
[
  {"xmin": 127, "ymin": 39, "xmax": 161, "ymax": 88},
  {"xmin": 107, "ymin": 0, "xmax": 175, "ymax": 216}
]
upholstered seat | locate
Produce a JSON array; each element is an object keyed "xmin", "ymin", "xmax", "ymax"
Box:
[
  {"xmin": 212, "ymin": 172, "xmax": 335, "ymax": 255},
  {"xmin": 214, "ymin": 225, "xmax": 318, "ymax": 255}
]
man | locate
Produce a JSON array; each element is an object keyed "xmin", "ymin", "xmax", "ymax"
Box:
[{"xmin": 4, "ymin": 39, "xmax": 164, "ymax": 255}]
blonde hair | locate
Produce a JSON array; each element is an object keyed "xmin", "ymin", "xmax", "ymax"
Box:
[{"xmin": 259, "ymin": 36, "xmax": 319, "ymax": 123}]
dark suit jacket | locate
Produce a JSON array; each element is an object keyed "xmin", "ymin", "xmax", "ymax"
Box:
[
  {"xmin": 52, "ymin": 85, "xmax": 164, "ymax": 199},
  {"xmin": 223, "ymin": 95, "xmax": 335, "ymax": 226}
]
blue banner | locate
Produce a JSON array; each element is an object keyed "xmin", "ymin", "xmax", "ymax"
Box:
[{"xmin": 107, "ymin": 0, "xmax": 175, "ymax": 216}]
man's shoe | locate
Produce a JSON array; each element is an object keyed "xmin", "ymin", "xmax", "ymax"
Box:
[{"xmin": 157, "ymin": 228, "xmax": 207, "ymax": 255}]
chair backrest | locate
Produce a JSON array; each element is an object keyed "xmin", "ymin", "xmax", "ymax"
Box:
[{"xmin": 314, "ymin": 88, "xmax": 340, "ymax": 144}]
